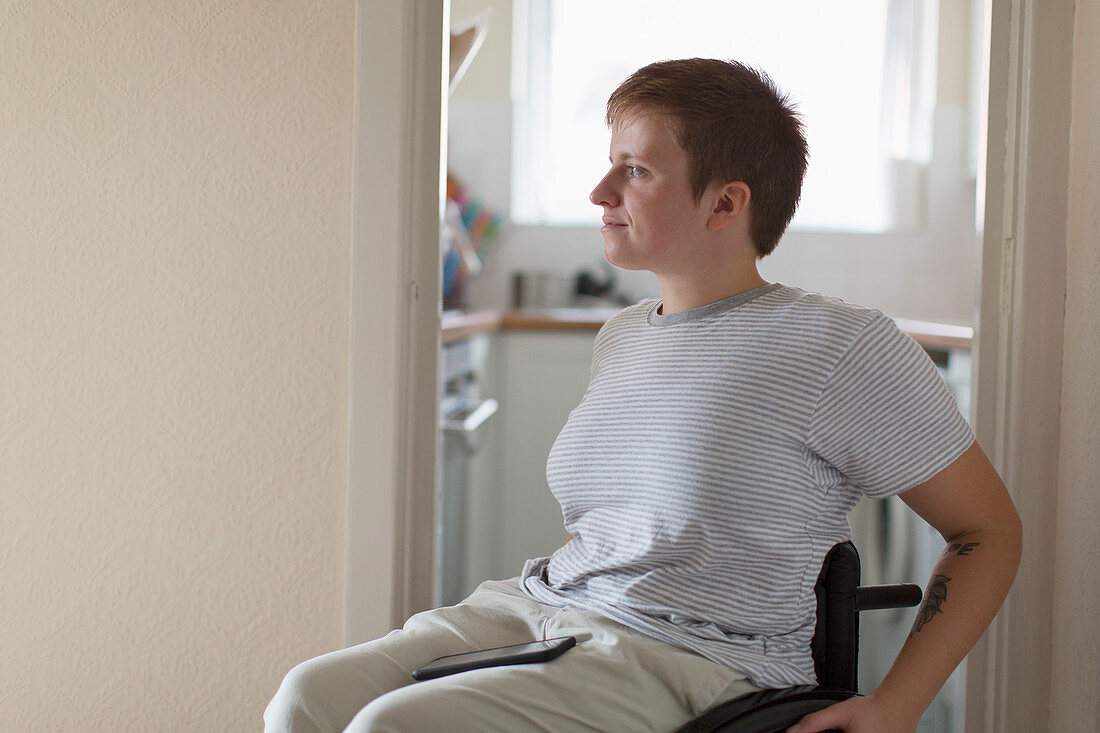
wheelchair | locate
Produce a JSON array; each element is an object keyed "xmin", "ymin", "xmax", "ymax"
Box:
[{"xmin": 675, "ymin": 541, "xmax": 923, "ymax": 733}]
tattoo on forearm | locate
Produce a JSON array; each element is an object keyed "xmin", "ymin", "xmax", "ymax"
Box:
[
  {"xmin": 910, "ymin": 574, "xmax": 951, "ymax": 636},
  {"xmin": 908, "ymin": 543, "xmax": 981, "ymax": 637},
  {"xmin": 944, "ymin": 541, "xmax": 981, "ymax": 556}
]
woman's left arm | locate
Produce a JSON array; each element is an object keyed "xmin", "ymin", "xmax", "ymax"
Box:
[{"xmin": 788, "ymin": 440, "xmax": 1023, "ymax": 733}]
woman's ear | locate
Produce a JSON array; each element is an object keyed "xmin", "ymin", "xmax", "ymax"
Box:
[{"xmin": 706, "ymin": 181, "xmax": 751, "ymax": 231}]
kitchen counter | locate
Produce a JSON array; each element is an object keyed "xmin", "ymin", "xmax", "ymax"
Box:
[
  {"xmin": 440, "ymin": 309, "xmax": 503, "ymax": 344},
  {"xmin": 442, "ymin": 308, "xmax": 973, "ymax": 351},
  {"xmin": 441, "ymin": 307, "xmax": 615, "ymax": 344}
]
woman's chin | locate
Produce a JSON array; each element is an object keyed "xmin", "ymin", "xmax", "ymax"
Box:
[{"xmin": 602, "ymin": 243, "xmax": 644, "ymax": 272}]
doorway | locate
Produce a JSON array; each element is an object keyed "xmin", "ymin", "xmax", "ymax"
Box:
[
  {"xmin": 348, "ymin": 0, "xmax": 1073, "ymax": 729},
  {"xmin": 443, "ymin": 2, "xmax": 982, "ymax": 728}
]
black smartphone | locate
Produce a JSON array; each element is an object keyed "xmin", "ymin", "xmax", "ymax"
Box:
[{"xmin": 411, "ymin": 636, "xmax": 577, "ymax": 681}]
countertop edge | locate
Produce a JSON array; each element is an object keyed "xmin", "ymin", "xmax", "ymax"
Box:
[{"xmin": 442, "ymin": 308, "xmax": 973, "ymax": 350}]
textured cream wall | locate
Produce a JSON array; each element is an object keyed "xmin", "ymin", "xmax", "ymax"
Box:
[{"xmin": 0, "ymin": 3, "xmax": 354, "ymax": 730}]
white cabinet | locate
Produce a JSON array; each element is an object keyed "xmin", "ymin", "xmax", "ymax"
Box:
[{"xmin": 461, "ymin": 330, "xmax": 596, "ymax": 591}]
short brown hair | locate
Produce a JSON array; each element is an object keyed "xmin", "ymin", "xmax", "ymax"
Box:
[{"xmin": 605, "ymin": 58, "xmax": 808, "ymax": 257}]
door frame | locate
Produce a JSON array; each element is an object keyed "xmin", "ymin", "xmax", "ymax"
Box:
[
  {"xmin": 965, "ymin": 0, "xmax": 1072, "ymax": 729},
  {"xmin": 345, "ymin": 0, "xmax": 446, "ymax": 644}
]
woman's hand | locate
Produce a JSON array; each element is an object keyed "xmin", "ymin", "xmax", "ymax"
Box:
[{"xmin": 785, "ymin": 693, "xmax": 919, "ymax": 733}]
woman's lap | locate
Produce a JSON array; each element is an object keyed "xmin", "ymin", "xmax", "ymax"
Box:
[{"xmin": 264, "ymin": 578, "xmax": 756, "ymax": 733}]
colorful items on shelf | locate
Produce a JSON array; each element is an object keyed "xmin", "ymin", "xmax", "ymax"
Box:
[{"xmin": 443, "ymin": 174, "xmax": 503, "ymax": 308}]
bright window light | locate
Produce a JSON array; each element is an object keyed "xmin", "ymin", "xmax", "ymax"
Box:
[{"xmin": 514, "ymin": 0, "xmax": 928, "ymax": 232}]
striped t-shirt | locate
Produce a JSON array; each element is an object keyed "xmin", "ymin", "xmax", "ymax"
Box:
[{"xmin": 520, "ymin": 283, "xmax": 973, "ymax": 688}]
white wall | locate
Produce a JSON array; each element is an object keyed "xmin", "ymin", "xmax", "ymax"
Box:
[{"xmin": 0, "ymin": 3, "xmax": 354, "ymax": 729}]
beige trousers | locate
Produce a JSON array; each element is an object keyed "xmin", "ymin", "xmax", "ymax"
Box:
[{"xmin": 263, "ymin": 578, "xmax": 758, "ymax": 733}]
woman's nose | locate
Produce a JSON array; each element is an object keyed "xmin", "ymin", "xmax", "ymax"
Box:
[{"xmin": 589, "ymin": 172, "xmax": 617, "ymax": 207}]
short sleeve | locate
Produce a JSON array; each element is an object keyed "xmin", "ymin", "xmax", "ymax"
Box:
[{"xmin": 806, "ymin": 314, "xmax": 974, "ymax": 498}]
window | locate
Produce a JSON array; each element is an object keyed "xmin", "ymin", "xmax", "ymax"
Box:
[{"xmin": 512, "ymin": 0, "xmax": 937, "ymax": 233}]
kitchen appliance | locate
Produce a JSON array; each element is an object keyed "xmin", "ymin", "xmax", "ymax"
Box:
[{"xmin": 436, "ymin": 332, "xmax": 498, "ymax": 606}]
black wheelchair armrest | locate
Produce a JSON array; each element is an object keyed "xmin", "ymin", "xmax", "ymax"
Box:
[
  {"xmin": 675, "ymin": 687, "xmax": 852, "ymax": 733},
  {"xmin": 855, "ymin": 583, "xmax": 923, "ymax": 612}
]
